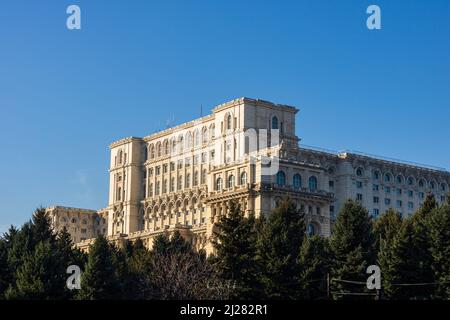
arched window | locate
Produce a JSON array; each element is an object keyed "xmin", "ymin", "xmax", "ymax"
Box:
[
  {"xmin": 149, "ymin": 145, "xmax": 155, "ymax": 159},
  {"xmin": 185, "ymin": 174, "xmax": 191, "ymax": 188},
  {"xmin": 419, "ymin": 179, "xmax": 425, "ymax": 187},
  {"xmin": 429, "ymin": 181, "xmax": 435, "ymax": 189},
  {"xmin": 307, "ymin": 223, "xmax": 316, "ymax": 236},
  {"xmin": 164, "ymin": 140, "xmax": 169, "ymax": 155},
  {"xmin": 277, "ymin": 171, "xmax": 286, "ymax": 186},
  {"xmin": 441, "ymin": 183, "xmax": 447, "ymax": 192},
  {"xmin": 227, "ymin": 114, "xmax": 232, "ymax": 130},
  {"xmin": 396, "ymin": 175, "xmax": 403, "ymax": 184},
  {"xmin": 293, "ymin": 174, "xmax": 302, "ymax": 189},
  {"xmin": 202, "ymin": 127, "xmax": 208, "ymax": 144},
  {"xmin": 271, "ymin": 116, "xmax": 279, "ymax": 130},
  {"xmin": 201, "ymin": 169, "xmax": 207, "ymax": 184},
  {"xmin": 156, "ymin": 143, "xmax": 162, "ymax": 157},
  {"xmin": 118, "ymin": 150, "xmax": 123, "ymax": 164},
  {"xmin": 384, "ymin": 173, "xmax": 392, "ymax": 183},
  {"xmin": 227, "ymin": 175, "xmax": 235, "ymax": 189},
  {"xmin": 194, "ymin": 130, "xmax": 200, "ymax": 147},
  {"xmin": 216, "ymin": 178, "xmax": 223, "ymax": 191},
  {"xmin": 356, "ymin": 168, "xmax": 363, "ymax": 177},
  {"xmin": 407, "ymin": 177, "xmax": 415, "ymax": 185},
  {"xmin": 240, "ymin": 172, "xmax": 248, "ymax": 185},
  {"xmin": 309, "ymin": 176, "xmax": 318, "ymax": 191},
  {"xmin": 144, "ymin": 146, "xmax": 148, "ymax": 161}
]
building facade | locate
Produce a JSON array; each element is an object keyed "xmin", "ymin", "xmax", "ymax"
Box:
[{"xmin": 47, "ymin": 98, "xmax": 450, "ymax": 253}]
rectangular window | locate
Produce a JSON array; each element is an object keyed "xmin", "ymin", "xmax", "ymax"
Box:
[
  {"xmin": 408, "ymin": 202, "xmax": 414, "ymax": 210},
  {"xmin": 373, "ymin": 196, "xmax": 379, "ymax": 204},
  {"xmin": 408, "ymin": 190, "xmax": 413, "ymax": 198},
  {"xmin": 357, "ymin": 193, "xmax": 363, "ymax": 201},
  {"xmin": 397, "ymin": 200, "xmax": 402, "ymax": 207},
  {"xmin": 373, "ymin": 184, "xmax": 379, "ymax": 191},
  {"xmin": 373, "ymin": 208, "xmax": 380, "ymax": 217},
  {"xmin": 156, "ymin": 166, "xmax": 161, "ymax": 175},
  {"xmin": 385, "ymin": 186, "xmax": 391, "ymax": 194},
  {"xmin": 419, "ymin": 192, "xmax": 425, "ymax": 199},
  {"xmin": 385, "ymin": 198, "xmax": 391, "ymax": 205},
  {"xmin": 397, "ymin": 188, "xmax": 402, "ymax": 196},
  {"xmin": 329, "ymin": 180, "xmax": 334, "ymax": 188},
  {"xmin": 356, "ymin": 181, "xmax": 363, "ymax": 188}
]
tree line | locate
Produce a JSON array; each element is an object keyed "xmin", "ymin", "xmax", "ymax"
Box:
[{"xmin": 0, "ymin": 194, "xmax": 448, "ymax": 300}]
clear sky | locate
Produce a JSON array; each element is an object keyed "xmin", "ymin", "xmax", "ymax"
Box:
[{"xmin": 0, "ymin": 0, "xmax": 449, "ymax": 232}]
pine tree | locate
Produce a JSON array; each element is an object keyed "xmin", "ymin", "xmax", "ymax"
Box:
[
  {"xmin": 212, "ymin": 201, "xmax": 261, "ymax": 299},
  {"xmin": 6, "ymin": 241, "xmax": 67, "ymax": 300},
  {"xmin": 152, "ymin": 233, "xmax": 171, "ymax": 254},
  {"xmin": 299, "ymin": 235, "xmax": 331, "ymax": 300},
  {"xmin": 31, "ymin": 207, "xmax": 56, "ymax": 245},
  {"xmin": 426, "ymin": 204, "xmax": 450, "ymax": 299},
  {"xmin": 330, "ymin": 199, "xmax": 375, "ymax": 299},
  {"xmin": 384, "ymin": 220, "xmax": 419, "ymax": 299},
  {"xmin": 374, "ymin": 209, "xmax": 403, "ymax": 298},
  {"xmin": 77, "ymin": 235, "xmax": 121, "ymax": 300},
  {"xmin": 408, "ymin": 194, "xmax": 437, "ymax": 299},
  {"xmin": 257, "ymin": 198, "xmax": 305, "ymax": 299}
]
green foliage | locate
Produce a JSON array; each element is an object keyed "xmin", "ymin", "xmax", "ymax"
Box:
[
  {"xmin": 77, "ymin": 235, "xmax": 121, "ymax": 300},
  {"xmin": 426, "ymin": 204, "xmax": 450, "ymax": 299},
  {"xmin": 375, "ymin": 209, "xmax": 403, "ymax": 298},
  {"xmin": 330, "ymin": 200, "xmax": 375, "ymax": 299},
  {"xmin": 212, "ymin": 201, "xmax": 261, "ymax": 299},
  {"xmin": 257, "ymin": 198, "xmax": 305, "ymax": 299},
  {"xmin": 299, "ymin": 235, "xmax": 331, "ymax": 300}
]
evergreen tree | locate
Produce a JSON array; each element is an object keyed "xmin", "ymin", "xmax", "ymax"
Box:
[
  {"xmin": 299, "ymin": 235, "xmax": 331, "ymax": 300},
  {"xmin": 330, "ymin": 200, "xmax": 375, "ymax": 299},
  {"xmin": 212, "ymin": 201, "xmax": 261, "ymax": 299},
  {"xmin": 257, "ymin": 198, "xmax": 305, "ymax": 299},
  {"xmin": 408, "ymin": 194, "xmax": 437, "ymax": 298},
  {"xmin": 78, "ymin": 235, "xmax": 121, "ymax": 300},
  {"xmin": 169, "ymin": 230, "xmax": 193, "ymax": 255},
  {"xmin": 152, "ymin": 233, "xmax": 171, "ymax": 254},
  {"xmin": 426, "ymin": 204, "xmax": 450, "ymax": 299},
  {"xmin": 383, "ymin": 220, "xmax": 419, "ymax": 299},
  {"xmin": 31, "ymin": 207, "xmax": 56, "ymax": 245},
  {"xmin": 374, "ymin": 209, "xmax": 403, "ymax": 298},
  {"xmin": 6, "ymin": 241, "xmax": 67, "ymax": 300}
]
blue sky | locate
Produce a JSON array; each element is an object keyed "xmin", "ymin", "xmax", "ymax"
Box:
[{"xmin": 0, "ymin": 0, "xmax": 449, "ymax": 232}]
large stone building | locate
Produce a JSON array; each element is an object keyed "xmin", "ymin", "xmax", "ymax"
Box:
[{"xmin": 47, "ymin": 98, "xmax": 450, "ymax": 253}]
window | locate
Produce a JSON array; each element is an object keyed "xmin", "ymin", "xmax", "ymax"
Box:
[
  {"xmin": 357, "ymin": 193, "xmax": 363, "ymax": 201},
  {"xmin": 385, "ymin": 198, "xmax": 391, "ymax": 205},
  {"xmin": 373, "ymin": 196, "xmax": 379, "ymax": 204},
  {"xmin": 384, "ymin": 173, "xmax": 392, "ymax": 183},
  {"xmin": 307, "ymin": 224, "xmax": 316, "ymax": 236},
  {"xmin": 293, "ymin": 174, "xmax": 302, "ymax": 189},
  {"xmin": 271, "ymin": 116, "xmax": 279, "ymax": 130},
  {"xmin": 408, "ymin": 202, "xmax": 414, "ymax": 210},
  {"xmin": 240, "ymin": 172, "xmax": 248, "ymax": 185},
  {"xmin": 419, "ymin": 179, "xmax": 424, "ymax": 187},
  {"xmin": 329, "ymin": 180, "xmax": 334, "ymax": 188},
  {"xmin": 356, "ymin": 168, "xmax": 363, "ymax": 177},
  {"xmin": 201, "ymin": 170, "xmax": 207, "ymax": 185},
  {"xmin": 396, "ymin": 188, "xmax": 402, "ymax": 196},
  {"xmin": 373, "ymin": 184, "xmax": 379, "ymax": 191},
  {"xmin": 429, "ymin": 181, "xmax": 436, "ymax": 190},
  {"xmin": 277, "ymin": 171, "xmax": 286, "ymax": 186},
  {"xmin": 81, "ymin": 228, "xmax": 87, "ymax": 234},
  {"xmin": 227, "ymin": 175, "xmax": 235, "ymax": 189},
  {"xmin": 419, "ymin": 192, "xmax": 425, "ymax": 199},
  {"xmin": 170, "ymin": 178, "xmax": 175, "ymax": 192},
  {"xmin": 372, "ymin": 170, "xmax": 380, "ymax": 180},
  {"xmin": 385, "ymin": 186, "xmax": 391, "ymax": 193},
  {"xmin": 407, "ymin": 177, "xmax": 414, "ymax": 185},
  {"xmin": 227, "ymin": 114, "xmax": 232, "ymax": 130},
  {"xmin": 309, "ymin": 176, "xmax": 318, "ymax": 191},
  {"xmin": 397, "ymin": 200, "xmax": 402, "ymax": 208},
  {"xmin": 441, "ymin": 183, "xmax": 447, "ymax": 192},
  {"xmin": 356, "ymin": 181, "xmax": 363, "ymax": 188},
  {"xmin": 185, "ymin": 174, "xmax": 190, "ymax": 188},
  {"xmin": 408, "ymin": 190, "xmax": 413, "ymax": 198},
  {"xmin": 396, "ymin": 176, "xmax": 403, "ymax": 184},
  {"xmin": 216, "ymin": 178, "xmax": 223, "ymax": 191},
  {"xmin": 193, "ymin": 172, "xmax": 199, "ymax": 186},
  {"xmin": 177, "ymin": 176, "xmax": 182, "ymax": 190},
  {"xmin": 373, "ymin": 209, "xmax": 380, "ymax": 217}
]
